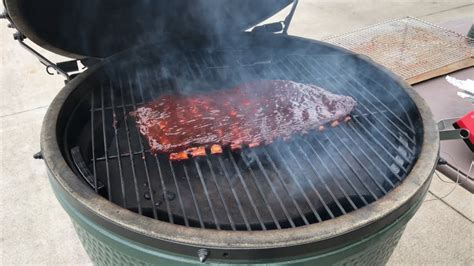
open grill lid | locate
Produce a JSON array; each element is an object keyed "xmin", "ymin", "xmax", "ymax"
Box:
[{"xmin": 4, "ymin": 0, "xmax": 293, "ymax": 59}]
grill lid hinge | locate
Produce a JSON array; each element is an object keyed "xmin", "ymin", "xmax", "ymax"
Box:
[
  {"xmin": 2, "ymin": 11, "xmax": 98, "ymax": 83},
  {"xmin": 16, "ymin": 35, "xmax": 100, "ymax": 83},
  {"xmin": 12, "ymin": 31, "xmax": 72, "ymax": 81}
]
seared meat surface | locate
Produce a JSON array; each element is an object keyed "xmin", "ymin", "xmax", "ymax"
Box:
[{"xmin": 130, "ymin": 80, "xmax": 356, "ymax": 159}]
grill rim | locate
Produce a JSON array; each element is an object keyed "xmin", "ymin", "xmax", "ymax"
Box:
[{"xmin": 41, "ymin": 33, "xmax": 439, "ymax": 255}]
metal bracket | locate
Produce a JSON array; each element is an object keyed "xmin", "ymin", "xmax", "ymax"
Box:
[
  {"xmin": 252, "ymin": 0, "xmax": 298, "ymax": 34},
  {"xmin": 437, "ymin": 118, "xmax": 470, "ymax": 141},
  {"xmin": 33, "ymin": 151, "xmax": 43, "ymax": 160},
  {"xmin": 15, "ymin": 34, "xmax": 72, "ymax": 81},
  {"xmin": 71, "ymin": 147, "xmax": 105, "ymax": 190},
  {"xmin": 2, "ymin": 12, "xmax": 94, "ymax": 82},
  {"xmin": 14, "ymin": 33, "xmax": 101, "ymax": 82},
  {"xmin": 1, "ymin": 12, "xmax": 75, "ymax": 81},
  {"xmin": 282, "ymin": 0, "xmax": 298, "ymax": 34}
]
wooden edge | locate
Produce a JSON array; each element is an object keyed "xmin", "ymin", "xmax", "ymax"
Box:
[{"xmin": 407, "ymin": 57, "xmax": 474, "ymax": 85}]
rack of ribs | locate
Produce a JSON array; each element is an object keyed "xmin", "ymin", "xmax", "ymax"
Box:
[{"xmin": 130, "ymin": 80, "xmax": 357, "ymax": 160}]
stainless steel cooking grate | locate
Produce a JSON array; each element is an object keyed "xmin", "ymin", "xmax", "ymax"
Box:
[
  {"xmin": 74, "ymin": 49, "xmax": 420, "ymax": 231},
  {"xmin": 326, "ymin": 17, "xmax": 474, "ymax": 83}
]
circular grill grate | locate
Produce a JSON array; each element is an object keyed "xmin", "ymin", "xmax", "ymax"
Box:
[{"xmin": 67, "ymin": 45, "xmax": 422, "ymax": 231}]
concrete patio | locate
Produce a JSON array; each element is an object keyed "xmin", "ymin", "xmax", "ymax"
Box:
[{"xmin": 1, "ymin": 1, "xmax": 473, "ymax": 265}]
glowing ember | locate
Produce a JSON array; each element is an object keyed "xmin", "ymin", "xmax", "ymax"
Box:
[
  {"xmin": 187, "ymin": 147, "xmax": 206, "ymax": 157},
  {"xmin": 169, "ymin": 151, "xmax": 189, "ymax": 161},
  {"xmin": 211, "ymin": 144, "xmax": 223, "ymax": 154},
  {"xmin": 331, "ymin": 120, "xmax": 340, "ymax": 127}
]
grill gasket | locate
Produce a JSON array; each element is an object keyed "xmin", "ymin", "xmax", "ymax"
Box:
[{"xmin": 74, "ymin": 48, "xmax": 421, "ymax": 231}]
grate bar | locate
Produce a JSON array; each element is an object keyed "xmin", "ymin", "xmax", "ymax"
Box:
[
  {"xmin": 110, "ymin": 83, "xmax": 127, "ymax": 207},
  {"xmin": 183, "ymin": 165, "xmax": 206, "ymax": 228},
  {"xmin": 347, "ymin": 71, "xmax": 417, "ymax": 136},
  {"xmin": 341, "ymin": 75, "xmax": 417, "ymax": 148},
  {"xmin": 249, "ymin": 149, "xmax": 298, "ymax": 227},
  {"xmin": 205, "ymin": 157, "xmax": 236, "ymax": 230},
  {"xmin": 281, "ymin": 143, "xmax": 336, "ymax": 219},
  {"xmin": 314, "ymin": 135, "xmax": 380, "ymax": 201},
  {"xmin": 272, "ymin": 145, "xmax": 329, "ymax": 220},
  {"xmin": 194, "ymin": 160, "xmax": 221, "ymax": 229},
  {"xmin": 355, "ymin": 74, "xmax": 417, "ymax": 131},
  {"xmin": 352, "ymin": 110, "xmax": 388, "ymax": 118},
  {"xmin": 320, "ymin": 128, "xmax": 389, "ymax": 193},
  {"xmin": 91, "ymin": 102, "xmax": 146, "ymax": 112},
  {"xmin": 168, "ymin": 160, "xmax": 190, "ymax": 226},
  {"xmin": 228, "ymin": 150, "xmax": 267, "ymax": 230},
  {"xmin": 154, "ymin": 156, "xmax": 174, "ymax": 223},
  {"xmin": 290, "ymin": 57, "xmax": 416, "ymax": 175},
  {"xmin": 100, "ymin": 85, "xmax": 112, "ymax": 200},
  {"xmin": 189, "ymin": 53, "xmax": 206, "ymax": 79},
  {"xmin": 350, "ymin": 108, "xmax": 412, "ymax": 166},
  {"xmin": 119, "ymin": 78, "xmax": 143, "ymax": 215},
  {"xmin": 261, "ymin": 60, "xmax": 348, "ymax": 215},
  {"xmin": 331, "ymin": 80, "xmax": 416, "ymax": 156},
  {"xmin": 323, "ymin": 76, "xmax": 413, "ymax": 170},
  {"xmin": 334, "ymin": 127, "xmax": 396, "ymax": 188},
  {"xmin": 135, "ymin": 78, "xmax": 160, "ymax": 219},
  {"xmin": 295, "ymin": 55, "xmax": 413, "ymax": 138},
  {"xmin": 183, "ymin": 53, "xmax": 201, "ymax": 81},
  {"xmin": 93, "ymin": 150, "xmax": 151, "ymax": 161},
  {"xmin": 285, "ymin": 143, "xmax": 358, "ymax": 210},
  {"xmin": 90, "ymin": 93, "xmax": 98, "ymax": 193},
  {"xmin": 299, "ymin": 137, "xmax": 369, "ymax": 206},
  {"xmin": 284, "ymin": 141, "xmax": 347, "ymax": 214},
  {"xmin": 239, "ymin": 151, "xmax": 284, "ymax": 228},
  {"xmin": 261, "ymin": 148, "xmax": 310, "ymax": 225},
  {"xmin": 217, "ymin": 156, "xmax": 252, "ymax": 231},
  {"xmin": 272, "ymin": 57, "xmax": 381, "ymax": 211},
  {"xmin": 149, "ymin": 76, "xmax": 175, "ymax": 223},
  {"xmin": 301, "ymin": 57, "xmax": 417, "ymax": 148},
  {"xmin": 342, "ymin": 121, "xmax": 405, "ymax": 182},
  {"xmin": 229, "ymin": 51, "xmax": 309, "ymax": 227}
]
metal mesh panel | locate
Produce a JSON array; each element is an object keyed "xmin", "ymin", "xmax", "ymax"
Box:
[{"xmin": 326, "ymin": 17, "xmax": 474, "ymax": 80}]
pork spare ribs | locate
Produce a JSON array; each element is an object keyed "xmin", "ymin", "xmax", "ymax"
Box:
[{"xmin": 130, "ymin": 80, "xmax": 357, "ymax": 160}]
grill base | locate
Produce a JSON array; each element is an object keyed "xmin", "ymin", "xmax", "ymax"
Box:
[{"xmin": 50, "ymin": 166, "xmax": 430, "ymax": 264}]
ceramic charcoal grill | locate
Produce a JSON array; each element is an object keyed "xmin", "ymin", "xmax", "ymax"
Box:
[{"xmin": 2, "ymin": 0, "xmax": 439, "ymax": 264}]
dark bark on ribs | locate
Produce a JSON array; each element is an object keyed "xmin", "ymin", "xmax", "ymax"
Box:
[{"xmin": 130, "ymin": 80, "xmax": 357, "ymax": 159}]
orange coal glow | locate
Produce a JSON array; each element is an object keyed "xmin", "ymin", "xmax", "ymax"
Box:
[{"xmin": 211, "ymin": 144, "xmax": 223, "ymax": 154}]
